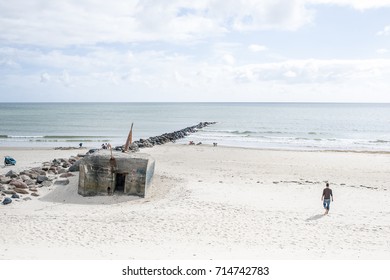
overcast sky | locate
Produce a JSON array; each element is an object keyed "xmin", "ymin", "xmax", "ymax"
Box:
[{"xmin": 1, "ymin": 0, "xmax": 390, "ymax": 102}]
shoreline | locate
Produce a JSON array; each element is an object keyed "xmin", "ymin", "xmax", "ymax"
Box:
[{"xmin": 1, "ymin": 143, "xmax": 390, "ymax": 155}]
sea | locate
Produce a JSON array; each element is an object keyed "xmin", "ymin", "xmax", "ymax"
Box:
[{"xmin": 1, "ymin": 102, "xmax": 390, "ymax": 152}]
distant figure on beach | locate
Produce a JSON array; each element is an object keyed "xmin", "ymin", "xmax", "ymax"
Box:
[
  {"xmin": 322, "ymin": 182, "xmax": 333, "ymax": 215},
  {"xmin": 213, "ymin": 142, "xmax": 218, "ymax": 147},
  {"xmin": 101, "ymin": 143, "xmax": 106, "ymax": 149},
  {"xmin": 106, "ymin": 143, "xmax": 112, "ymax": 150},
  {"xmin": 79, "ymin": 143, "xmax": 83, "ymax": 148},
  {"xmin": 189, "ymin": 141, "xmax": 195, "ymax": 145}
]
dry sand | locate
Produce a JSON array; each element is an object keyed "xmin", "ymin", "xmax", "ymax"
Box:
[{"xmin": 1, "ymin": 144, "xmax": 390, "ymax": 259}]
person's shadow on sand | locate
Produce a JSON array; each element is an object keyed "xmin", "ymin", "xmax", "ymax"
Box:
[{"xmin": 305, "ymin": 214, "xmax": 325, "ymax": 221}]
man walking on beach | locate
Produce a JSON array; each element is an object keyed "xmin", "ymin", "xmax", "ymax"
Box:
[{"xmin": 322, "ymin": 183, "xmax": 333, "ymax": 215}]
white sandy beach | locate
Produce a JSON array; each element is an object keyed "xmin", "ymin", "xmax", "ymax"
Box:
[{"xmin": 1, "ymin": 144, "xmax": 390, "ymax": 259}]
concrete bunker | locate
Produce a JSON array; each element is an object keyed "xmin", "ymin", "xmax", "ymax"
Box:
[{"xmin": 78, "ymin": 150, "xmax": 155, "ymax": 197}]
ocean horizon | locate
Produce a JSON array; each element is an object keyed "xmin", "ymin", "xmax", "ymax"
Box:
[{"xmin": 1, "ymin": 102, "xmax": 390, "ymax": 152}]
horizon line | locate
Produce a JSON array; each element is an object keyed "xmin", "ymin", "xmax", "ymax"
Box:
[{"xmin": 1, "ymin": 101, "xmax": 390, "ymax": 104}]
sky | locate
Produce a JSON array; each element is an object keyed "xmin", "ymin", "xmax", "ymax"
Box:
[{"xmin": 1, "ymin": 0, "xmax": 390, "ymax": 102}]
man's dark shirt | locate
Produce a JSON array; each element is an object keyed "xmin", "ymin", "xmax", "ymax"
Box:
[{"xmin": 323, "ymin": 188, "xmax": 333, "ymax": 199}]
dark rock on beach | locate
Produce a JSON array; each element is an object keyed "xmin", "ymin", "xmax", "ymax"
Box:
[
  {"xmin": 11, "ymin": 193, "xmax": 20, "ymax": 199},
  {"xmin": 69, "ymin": 160, "xmax": 82, "ymax": 172},
  {"xmin": 36, "ymin": 175, "xmax": 49, "ymax": 184},
  {"xmin": 2, "ymin": 197, "xmax": 12, "ymax": 205},
  {"xmin": 5, "ymin": 170, "xmax": 18, "ymax": 178}
]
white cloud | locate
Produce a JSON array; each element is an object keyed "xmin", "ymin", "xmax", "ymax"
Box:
[
  {"xmin": 0, "ymin": 0, "xmax": 315, "ymax": 47},
  {"xmin": 377, "ymin": 48, "xmax": 389, "ymax": 54},
  {"xmin": 40, "ymin": 72, "xmax": 50, "ymax": 83},
  {"xmin": 284, "ymin": 70, "xmax": 298, "ymax": 78},
  {"xmin": 377, "ymin": 25, "xmax": 390, "ymax": 36},
  {"xmin": 249, "ymin": 44, "xmax": 268, "ymax": 52},
  {"xmin": 308, "ymin": 0, "xmax": 390, "ymax": 10},
  {"xmin": 233, "ymin": 59, "xmax": 390, "ymax": 84},
  {"xmin": 1, "ymin": 1, "xmax": 389, "ymax": 48},
  {"xmin": 1, "ymin": 0, "xmax": 390, "ymax": 102},
  {"xmin": 222, "ymin": 54, "xmax": 236, "ymax": 65},
  {"xmin": 2, "ymin": 45, "xmax": 390, "ymax": 102},
  {"xmin": 58, "ymin": 70, "xmax": 71, "ymax": 87}
]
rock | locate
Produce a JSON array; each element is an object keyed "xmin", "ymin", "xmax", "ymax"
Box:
[
  {"xmin": 129, "ymin": 143, "xmax": 139, "ymax": 152},
  {"xmin": 3, "ymin": 190, "xmax": 16, "ymax": 195},
  {"xmin": 24, "ymin": 179, "xmax": 36, "ymax": 186},
  {"xmin": 42, "ymin": 181, "xmax": 52, "ymax": 187},
  {"xmin": 52, "ymin": 158, "xmax": 62, "ymax": 165},
  {"xmin": 143, "ymin": 140, "xmax": 153, "ymax": 148},
  {"xmin": 127, "ymin": 122, "xmax": 216, "ymax": 150},
  {"xmin": 29, "ymin": 188, "xmax": 38, "ymax": 192},
  {"xmin": 29, "ymin": 172, "xmax": 38, "ymax": 179},
  {"xmin": 5, "ymin": 170, "xmax": 18, "ymax": 178},
  {"xmin": 136, "ymin": 142, "xmax": 144, "ymax": 148},
  {"xmin": 14, "ymin": 188, "xmax": 29, "ymax": 194},
  {"xmin": 69, "ymin": 156, "xmax": 79, "ymax": 162},
  {"xmin": 0, "ymin": 176, "xmax": 12, "ymax": 184},
  {"xmin": 54, "ymin": 178, "xmax": 70, "ymax": 185},
  {"xmin": 49, "ymin": 165, "xmax": 58, "ymax": 174},
  {"xmin": 2, "ymin": 197, "xmax": 12, "ymax": 205},
  {"xmin": 20, "ymin": 175, "xmax": 31, "ymax": 181},
  {"xmin": 59, "ymin": 172, "xmax": 75, "ymax": 178},
  {"xmin": 31, "ymin": 192, "xmax": 39, "ymax": 197},
  {"xmin": 9, "ymin": 180, "xmax": 28, "ymax": 189},
  {"xmin": 87, "ymin": 149, "xmax": 99, "ymax": 155},
  {"xmin": 0, "ymin": 184, "xmax": 5, "ymax": 191},
  {"xmin": 47, "ymin": 175, "xmax": 57, "ymax": 181},
  {"xmin": 69, "ymin": 160, "xmax": 82, "ymax": 172},
  {"xmin": 11, "ymin": 193, "xmax": 20, "ymax": 199},
  {"xmin": 57, "ymin": 168, "xmax": 67, "ymax": 174},
  {"xmin": 42, "ymin": 164, "xmax": 51, "ymax": 171},
  {"xmin": 36, "ymin": 175, "xmax": 49, "ymax": 184}
]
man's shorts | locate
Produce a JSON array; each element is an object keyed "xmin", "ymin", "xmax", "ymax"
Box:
[{"xmin": 323, "ymin": 199, "xmax": 331, "ymax": 210}]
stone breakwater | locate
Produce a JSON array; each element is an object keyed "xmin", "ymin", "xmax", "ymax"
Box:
[
  {"xmin": 116, "ymin": 121, "xmax": 216, "ymax": 152},
  {"xmin": 1, "ymin": 156, "xmax": 81, "ymax": 205}
]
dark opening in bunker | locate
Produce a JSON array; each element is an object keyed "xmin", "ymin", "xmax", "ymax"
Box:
[{"xmin": 115, "ymin": 173, "xmax": 126, "ymax": 192}]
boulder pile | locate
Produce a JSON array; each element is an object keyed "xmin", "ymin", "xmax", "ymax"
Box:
[{"xmin": 1, "ymin": 156, "xmax": 79, "ymax": 205}]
